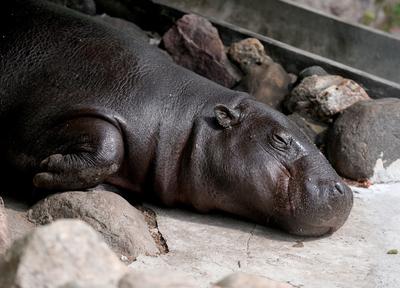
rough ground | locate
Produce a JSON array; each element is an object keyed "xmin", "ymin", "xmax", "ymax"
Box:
[{"xmin": 130, "ymin": 183, "xmax": 400, "ymax": 288}]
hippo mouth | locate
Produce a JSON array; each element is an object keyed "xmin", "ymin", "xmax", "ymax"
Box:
[{"xmin": 285, "ymin": 180, "xmax": 352, "ymax": 236}]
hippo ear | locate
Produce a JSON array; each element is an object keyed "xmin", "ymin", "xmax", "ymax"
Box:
[{"xmin": 214, "ymin": 104, "xmax": 241, "ymax": 129}]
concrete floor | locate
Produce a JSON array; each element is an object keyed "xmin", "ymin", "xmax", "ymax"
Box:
[{"xmin": 130, "ymin": 183, "xmax": 400, "ymax": 288}]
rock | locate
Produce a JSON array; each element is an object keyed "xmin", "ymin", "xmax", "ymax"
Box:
[
  {"xmin": 299, "ymin": 66, "xmax": 328, "ymax": 80},
  {"xmin": 228, "ymin": 38, "xmax": 292, "ymax": 109},
  {"xmin": 162, "ymin": 14, "xmax": 241, "ymax": 88},
  {"xmin": 242, "ymin": 63, "xmax": 293, "ymax": 109},
  {"xmin": 0, "ymin": 219, "xmax": 127, "ymax": 288},
  {"xmin": 287, "ymin": 113, "xmax": 328, "ymax": 146},
  {"xmin": 28, "ymin": 191, "xmax": 159, "ymax": 262},
  {"xmin": 213, "ymin": 272, "xmax": 294, "ymax": 288},
  {"xmin": 0, "ymin": 197, "xmax": 8, "ymax": 254},
  {"xmin": 2, "ymin": 196, "xmax": 36, "ymax": 245},
  {"xmin": 285, "ymin": 75, "xmax": 370, "ymax": 121},
  {"xmin": 118, "ymin": 271, "xmax": 196, "ymax": 288},
  {"xmin": 228, "ymin": 38, "xmax": 273, "ymax": 73},
  {"xmin": 48, "ymin": 0, "xmax": 96, "ymax": 15},
  {"xmin": 327, "ymin": 98, "xmax": 400, "ymax": 183}
]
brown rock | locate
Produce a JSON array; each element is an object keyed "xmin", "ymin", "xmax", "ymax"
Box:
[
  {"xmin": 0, "ymin": 197, "xmax": 8, "ymax": 254},
  {"xmin": 0, "ymin": 219, "xmax": 127, "ymax": 288},
  {"xmin": 213, "ymin": 272, "xmax": 295, "ymax": 288},
  {"xmin": 228, "ymin": 38, "xmax": 273, "ymax": 73},
  {"xmin": 243, "ymin": 62, "xmax": 292, "ymax": 109},
  {"xmin": 28, "ymin": 191, "xmax": 159, "ymax": 262},
  {"xmin": 118, "ymin": 271, "xmax": 196, "ymax": 288},
  {"xmin": 229, "ymin": 38, "xmax": 292, "ymax": 109},
  {"xmin": 162, "ymin": 14, "xmax": 241, "ymax": 88},
  {"xmin": 285, "ymin": 75, "xmax": 370, "ymax": 121}
]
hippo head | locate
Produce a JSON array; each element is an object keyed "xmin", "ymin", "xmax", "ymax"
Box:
[{"xmin": 201, "ymin": 97, "xmax": 353, "ymax": 237}]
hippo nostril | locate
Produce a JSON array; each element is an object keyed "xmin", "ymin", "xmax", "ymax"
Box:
[{"xmin": 334, "ymin": 182, "xmax": 345, "ymax": 195}]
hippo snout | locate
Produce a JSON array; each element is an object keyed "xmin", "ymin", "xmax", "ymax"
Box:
[
  {"xmin": 281, "ymin": 177, "xmax": 353, "ymax": 237},
  {"xmin": 271, "ymin": 151, "xmax": 353, "ymax": 237}
]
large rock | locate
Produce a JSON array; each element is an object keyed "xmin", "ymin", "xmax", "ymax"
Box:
[
  {"xmin": 327, "ymin": 98, "xmax": 400, "ymax": 183},
  {"xmin": 285, "ymin": 75, "xmax": 370, "ymax": 121},
  {"xmin": 118, "ymin": 271, "xmax": 196, "ymax": 288},
  {"xmin": 229, "ymin": 38, "xmax": 292, "ymax": 109},
  {"xmin": 48, "ymin": 0, "xmax": 96, "ymax": 15},
  {"xmin": 28, "ymin": 191, "xmax": 159, "ymax": 262},
  {"xmin": 162, "ymin": 14, "xmax": 241, "ymax": 88},
  {"xmin": 0, "ymin": 196, "xmax": 8, "ymax": 254},
  {"xmin": 0, "ymin": 219, "xmax": 127, "ymax": 288},
  {"xmin": 2, "ymin": 196, "xmax": 36, "ymax": 246},
  {"xmin": 213, "ymin": 272, "xmax": 294, "ymax": 288}
]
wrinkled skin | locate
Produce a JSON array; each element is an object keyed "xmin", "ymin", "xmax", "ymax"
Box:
[{"xmin": 0, "ymin": 0, "xmax": 353, "ymax": 236}]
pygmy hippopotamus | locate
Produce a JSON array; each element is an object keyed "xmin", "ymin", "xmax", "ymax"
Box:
[{"xmin": 0, "ymin": 0, "xmax": 353, "ymax": 236}]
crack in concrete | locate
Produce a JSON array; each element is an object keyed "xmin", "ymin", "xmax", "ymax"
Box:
[
  {"xmin": 246, "ymin": 224, "xmax": 257, "ymax": 260},
  {"xmin": 137, "ymin": 205, "xmax": 169, "ymax": 254}
]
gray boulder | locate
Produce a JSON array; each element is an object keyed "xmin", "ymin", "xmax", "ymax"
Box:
[
  {"xmin": 162, "ymin": 14, "xmax": 241, "ymax": 88},
  {"xmin": 0, "ymin": 219, "xmax": 127, "ymax": 288},
  {"xmin": 327, "ymin": 98, "xmax": 400, "ymax": 183},
  {"xmin": 28, "ymin": 191, "xmax": 159, "ymax": 262}
]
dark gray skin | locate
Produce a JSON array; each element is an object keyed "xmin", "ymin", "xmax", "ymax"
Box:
[{"xmin": 0, "ymin": 0, "xmax": 353, "ymax": 236}]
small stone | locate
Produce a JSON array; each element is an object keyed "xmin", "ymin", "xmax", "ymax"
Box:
[
  {"xmin": 0, "ymin": 219, "xmax": 127, "ymax": 288},
  {"xmin": 28, "ymin": 191, "xmax": 159, "ymax": 261},
  {"xmin": 228, "ymin": 38, "xmax": 273, "ymax": 73},
  {"xmin": 47, "ymin": 0, "xmax": 96, "ymax": 15},
  {"xmin": 162, "ymin": 14, "xmax": 241, "ymax": 88},
  {"xmin": 213, "ymin": 272, "xmax": 295, "ymax": 288},
  {"xmin": 229, "ymin": 38, "xmax": 292, "ymax": 109},
  {"xmin": 0, "ymin": 197, "xmax": 9, "ymax": 254},
  {"xmin": 118, "ymin": 271, "xmax": 197, "ymax": 288},
  {"xmin": 292, "ymin": 241, "xmax": 304, "ymax": 248},
  {"xmin": 387, "ymin": 249, "xmax": 398, "ymax": 255},
  {"xmin": 299, "ymin": 66, "xmax": 328, "ymax": 80},
  {"xmin": 285, "ymin": 75, "xmax": 370, "ymax": 121},
  {"xmin": 327, "ymin": 98, "xmax": 400, "ymax": 182}
]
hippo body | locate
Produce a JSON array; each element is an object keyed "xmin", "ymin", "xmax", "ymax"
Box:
[{"xmin": 0, "ymin": 0, "xmax": 353, "ymax": 236}]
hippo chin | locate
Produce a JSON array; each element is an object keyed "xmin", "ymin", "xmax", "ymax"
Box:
[{"xmin": 0, "ymin": 0, "xmax": 353, "ymax": 236}]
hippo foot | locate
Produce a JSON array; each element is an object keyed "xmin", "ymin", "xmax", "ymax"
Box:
[
  {"xmin": 32, "ymin": 117, "xmax": 125, "ymax": 191},
  {"xmin": 33, "ymin": 153, "xmax": 120, "ymax": 190}
]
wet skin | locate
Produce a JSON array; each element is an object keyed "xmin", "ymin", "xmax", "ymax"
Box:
[{"xmin": 0, "ymin": 0, "xmax": 353, "ymax": 236}]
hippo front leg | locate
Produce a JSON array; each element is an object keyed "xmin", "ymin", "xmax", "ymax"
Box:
[{"xmin": 33, "ymin": 117, "xmax": 124, "ymax": 191}]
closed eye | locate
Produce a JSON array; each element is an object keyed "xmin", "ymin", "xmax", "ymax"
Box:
[{"xmin": 272, "ymin": 132, "xmax": 292, "ymax": 151}]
